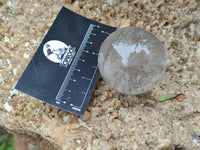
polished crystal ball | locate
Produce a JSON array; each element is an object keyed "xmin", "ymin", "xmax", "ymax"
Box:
[{"xmin": 98, "ymin": 27, "xmax": 166, "ymax": 95}]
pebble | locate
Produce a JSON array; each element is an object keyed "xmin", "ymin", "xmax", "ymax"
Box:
[
  {"xmin": 145, "ymin": 25, "xmax": 151, "ymax": 31},
  {"xmin": 136, "ymin": 21, "xmax": 144, "ymax": 28},
  {"xmin": 186, "ymin": 15, "xmax": 195, "ymax": 24},
  {"xmin": 193, "ymin": 138, "xmax": 198, "ymax": 143},
  {"xmin": 67, "ymin": 123, "xmax": 80, "ymax": 130},
  {"xmin": 119, "ymin": 108, "xmax": 126, "ymax": 115},
  {"xmin": 168, "ymin": 14, "xmax": 175, "ymax": 23},
  {"xmin": 4, "ymin": 102, "xmax": 14, "ymax": 112},
  {"xmin": 23, "ymin": 53, "xmax": 29, "ymax": 59},
  {"xmin": 196, "ymin": 48, "xmax": 200, "ymax": 59},
  {"xmin": 80, "ymin": 111, "xmax": 90, "ymax": 121},
  {"xmin": 162, "ymin": 29, "xmax": 167, "ymax": 35},
  {"xmin": 120, "ymin": 18, "xmax": 131, "ymax": 28}
]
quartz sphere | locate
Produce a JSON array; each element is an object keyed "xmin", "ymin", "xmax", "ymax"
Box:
[{"xmin": 98, "ymin": 27, "xmax": 166, "ymax": 95}]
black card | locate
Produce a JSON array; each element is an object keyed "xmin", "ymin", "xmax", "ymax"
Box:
[{"xmin": 15, "ymin": 7, "xmax": 116, "ymax": 116}]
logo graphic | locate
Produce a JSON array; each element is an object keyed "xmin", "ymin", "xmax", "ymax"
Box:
[{"xmin": 43, "ymin": 40, "xmax": 76, "ymax": 67}]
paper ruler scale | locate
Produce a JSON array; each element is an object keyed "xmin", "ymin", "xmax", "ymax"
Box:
[{"xmin": 56, "ymin": 24, "xmax": 111, "ymax": 112}]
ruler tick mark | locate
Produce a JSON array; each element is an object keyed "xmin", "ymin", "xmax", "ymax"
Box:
[
  {"xmin": 91, "ymin": 66, "xmax": 97, "ymax": 68},
  {"xmin": 87, "ymin": 41, "xmax": 93, "ymax": 44},
  {"xmin": 79, "ymin": 59, "xmax": 85, "ymax": 62},
  {"xmin": 92, "ymin": 52, "xmax": 98, "ymax": 55},
  {"xmin": 82, "ymin": 76, "xmax": 91, "ymax": 81},
  {"xmin": 83, "ymin": 50, "xmax": 89, "ymax": 53},
  {"xmin": 75, "ymin": 69, "xmax": 80, "ymax": 72},
  {"xmin": 65, "ymin": 89, "xmax": 71, "ymax": 92},
  {"xmin": 56, "ymin": 101, "xmax": 60, "ymax": 104},
  {"xmin": 66, "ymin": 97, "xmax": 71, "ymax": 100},
  {"xmin": 71, "ymin": 79, "xmax": 76, "ymax": 82},
  {"xmin": 72, "ymin": 107, "xmax": 81, "ymax": 111},
  {"xmin": 101, "ymin": 30, "xmax": 110, "ymax": 35}
]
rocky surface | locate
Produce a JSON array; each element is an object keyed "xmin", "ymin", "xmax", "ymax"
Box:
[{"xmin": 0, "ymin": 0, "xmax": 200, "ymax": 149}]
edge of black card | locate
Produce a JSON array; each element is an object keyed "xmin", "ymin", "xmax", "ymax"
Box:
[{"xmin": 15, "ymin": 7, "xmax": 116, "ymax": 116}]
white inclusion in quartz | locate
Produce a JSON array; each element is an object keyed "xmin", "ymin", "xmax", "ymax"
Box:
[{"xmin": 112, "ymin": 42, "xmax": 150, "ymax": 66}]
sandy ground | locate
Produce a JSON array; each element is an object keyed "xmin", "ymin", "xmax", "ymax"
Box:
[{"xmin": 0, "ymin": 0, "xmax": 200, "ymax": 149}]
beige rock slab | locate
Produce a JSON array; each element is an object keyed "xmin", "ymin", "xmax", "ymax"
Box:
[{"xmin": 0, "ymin": 0, "xmax": 200, "ymax": 149}]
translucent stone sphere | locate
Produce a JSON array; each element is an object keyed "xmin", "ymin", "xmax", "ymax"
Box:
[{"xmin": 98, "ymin": 27, "xmax": 166, "ymax": 95}]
